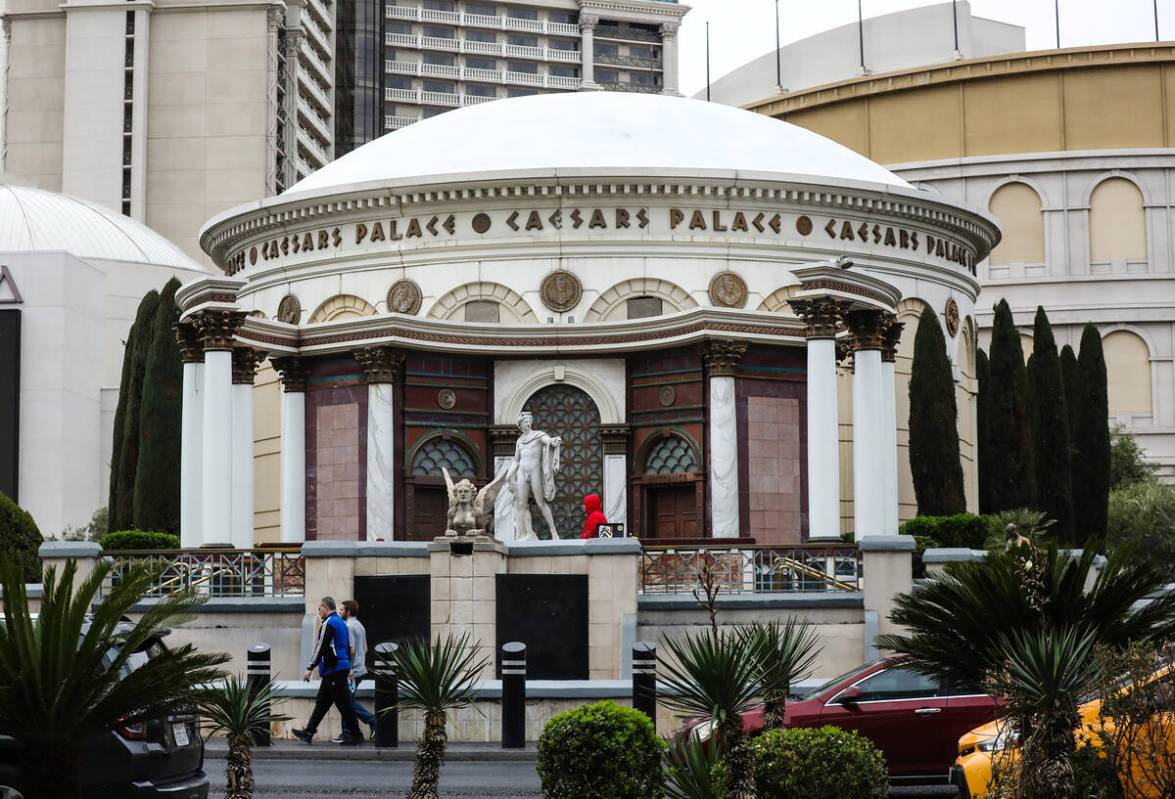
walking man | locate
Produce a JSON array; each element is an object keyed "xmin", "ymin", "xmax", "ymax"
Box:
[
  {"xmin": 338, "ymin": 599, "xmax": 377, "ymax": 741},
  {"xmin": 292, "ymin": 596, "xmax": 363, "ymax": 745}
]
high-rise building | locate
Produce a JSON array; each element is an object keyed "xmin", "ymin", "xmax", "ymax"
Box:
[
  {"xmin": 334, "ymin": 0, "xmax": 687, "ymax": 152},
  {"xmin": 0, "ymin": 0, "xmax": 336, "ymax": 261}
]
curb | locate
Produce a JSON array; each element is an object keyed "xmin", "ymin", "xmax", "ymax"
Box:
[{"xmin": 205, "ymin": 742, "xmax": 538, "ymax": 762}]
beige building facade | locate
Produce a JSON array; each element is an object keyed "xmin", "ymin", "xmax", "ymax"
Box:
[
  {"xmin": 0, "ymin": 0, "xmax": 335, "ymax": 264},
  {"xmin": 751, "ymin": 43, "xmax": 1175, "ymax": 486}
]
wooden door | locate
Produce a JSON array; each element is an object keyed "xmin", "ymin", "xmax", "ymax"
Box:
[
  {"xmin": 647, "ymin": 484, "xmax": 699, "ymax": 539},
  {"xmin": 406, "ymin": 483, "xmax": 447, "ymax": 541}
]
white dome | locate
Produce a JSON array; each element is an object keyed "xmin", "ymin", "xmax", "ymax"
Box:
[
  {"xmin": 0, "ymin": 184, "xmax": 200, "ymax": 269},
  {"xmin": 287, "ymin": 92, "xmax": 910, "ymax": 195}
]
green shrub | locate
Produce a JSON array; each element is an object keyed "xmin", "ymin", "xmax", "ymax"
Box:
[
  {"xmin": 751, "ymin": 726, "xmax": 888, "ymax": 799},
  {"xmin": 1107, "ymin": 481, "xmax": 1175, "ymax": 580},
  {"xmin": 99, "ymin": 530, "xmax": 180, "ymax": 551},
  {"xmin": 537, "ymin": 701, "xmax": 665, "ymax": 799},
  {"xmin": 0, "ymin": 491, "xmax": 43, "ymax": 582},
  {"xmin": 900, "ymin": 514, "xmax": 988, "ymax": 549}
]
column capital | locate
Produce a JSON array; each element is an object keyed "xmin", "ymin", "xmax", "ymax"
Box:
[
  {"xmin": 845, "ymin": 309, "xmax": 888, "ymax": 351},
  {"xmin": 194, "ymin": 309, "xmax": 247, "ymax": 351},
  {"xmin": 598, "ymin": 424, "xmax": 630, "ymax": 455},
  {"xmin": 660, "ymin": 21, "xmax": 679, "ymax": 37},
  {"xmin": 271, "ymin": 355, "xmax": 308, "ymax": 393},
  {"xmin": 702, "ymin": 339, "xmax": 748, "ymax": 378},
  {"xmin": 231, "ymin": 347, "xmax": 267, "ymax": 385},
  {"xmin": 579, "ymin": 13, "xmax": 599, "ymax": 30},
  {"xmin": 788, "ymin": 297, "xmax": 851, "ymax": 339},
  {"xmin": 881, "ymin": 316, "xmax": 904, "ymax": 363},
  {"xmin": 836, "ymin": 333, "xmax": 857, "ymax": 364},
  {"xmin": 174, "ymin": 321, "xmax": 205, "ymax": 363},
  {"xmin": 354, "ymin": 346, "xmax": 405, "ymax": 384}
]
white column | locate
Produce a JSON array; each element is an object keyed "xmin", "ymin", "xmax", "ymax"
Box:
[
  {"xmin": 706, "ymin": 342, "xmax": 745, "ymax": 538},
  {"xmin": 493, "ymin": 455, "xmax": 515, "ymax": 543},
  {"xmin": 604, "ymin": 455, "xmax": 627, "ymax": 525},
  {"xmin": 807, "ymin": 337, "xmax": 842, "ymax": 539},
  {"xmin": 279, "ymin": 363, "xmax": 306, "ymax": 545},
  {"xmin": 179, "ymin": 360, "xmax": 203, "ymax": 548},
  {"xmin": 230, "ymin": 383, "xmax": 253, "ymax": 548},
  {"xmin": 881, "ymin": 359, "xmax": 899, "ymax": 535},
  {"xmin": 201, "ymin": 349, "xmax": 234, "ymax": 547},
  {"xmin": 366, "ymin": 382, "xmax": 394, "ymax": 541},
  {"xmin": 580, "ymin": 15, "xmax": 598, "ymax": 88},
  {"xmin": 660, "ymin": 23, "xmax": 680, "ymax": 95},
  {"xmin": 850, "ymin": 313, "xmax": 887, "ymax": 539}
]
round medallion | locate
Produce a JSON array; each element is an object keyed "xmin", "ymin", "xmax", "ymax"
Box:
[
  {"xmin": 945, "ymin": 297, "xmax": 961, "ymax": 337},
  {"xmin": 795, "ymin": 215, "xmax": 813, "ymax": 236},
  {"xmin": 472, "ymin": 213, "xmax": 492, "ymax": 234},
  {"xmin": 540, "ymin": 270, "xmax": 582, "ymax": 313},
  {"xmin": 708, "ymin": 272, "xmax": 748, "ymax": 309},
  {"xmin": 659, "ymin": 385, "xmax": 676, "ymax": 408},
  {"xmin": 276, "ymin": 294, "xmax": 301, "ymax": 325},
  {"xmin": 437, "ymin": 389, "xmax": 457, "ymax": 410},
  {"xmin": 387, "ymin": 279, "xmax": 423, "ymax": 315}
]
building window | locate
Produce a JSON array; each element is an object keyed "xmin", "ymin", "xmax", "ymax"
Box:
[
  {"xmin": 465, "ymin": 55, "xmax": 497, "ymax": 70},
  {"xmin": 387, "ymin": 22, "xmax": 413, "ymax": 34},
  {"xmin": 412, "ymin": 437, "xmax": 477, "ymax": 478},
  {"xmin": 424, "ymin": 52, "xmax": 456, "ymax": 65},
  {"xmin": 507, "ymin": 60, "xmax": 537, "ymax": 74},
  {"xmin": 548, "ymin": 10, "xmax": 577, "ymax": 24},
  {"xmin": 424, "ymin": 25, "xmax": 456, "ymax": 38},
  {"xmin": 423, "ymin": 0, "xmax": 456, "ymax": 10},
  {"xmin": 629, "ymin": 45, "xmax": 653, "ymax": 60},
  {"xmin": 596, "ymin": 43, "xmax": 619, "ymax": 57},
  {"xmin": 424, "ymin": 79, "xmax": 456, "ymax": 93},
  {"xmin": 596, "ymin": 68, "xmax": 619, "ymax": 83},
  {"xmin": 644, "ymin": 436, "xmax": 698, "ymax": 475},
  {"xmin": 422, "ymin": 106, "xmax": 449, "ymax": 118},
  {"xmin": 626, "ymin": 296, "xmax": 663, "ymax": 320},
  {"xmin": 387, "ymin": 77, "xmax": 413, "ymax": 90},
  {"xmin": 507, "ymin": 87, "xmax": 537, "ymax": 97},
  {"xmin": 630, "ymin": 72, "xmax": 655, "ymax": 86},
  {"xmin": 465, "ymin": 30, "xmax": 497, "ymax": 43},
  {"xmin": 466, "ymin": 2, "xmax": 497, "ymax": 15},
  {"xmin": 466, "ymin": 84, "xmax": 497, "ymax": 97},
  {"xmin": 549, "ymin": 37, "xmax": 578, "ymax": 51},
  {"xmin": 508, "ymin": 34, "xmax": 538, "ymax": 47},
  {"xmin": 549, "ymin": 65, "xmax": 579, "ymax": 78},
  {"xmin": 505, "ymin": 6, "xmax": 537, "ymax": 19},
  {"xmin": 464, "ymin": 300, "xmax": 500, "ymax": 323}
]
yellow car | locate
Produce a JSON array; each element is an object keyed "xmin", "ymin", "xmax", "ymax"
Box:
[{"xmin": 950, "ymin": 667, "xmax": 1174, "ymax": 798}]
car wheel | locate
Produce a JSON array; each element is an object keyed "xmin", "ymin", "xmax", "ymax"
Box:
[{"xmin": 0, "ymin": 786, "xmax": 24, "ymax": 799}]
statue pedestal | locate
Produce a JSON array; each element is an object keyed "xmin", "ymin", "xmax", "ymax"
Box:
[{"xmin": 428, "ymin": 536, "xmax": 508, "ymax": 664}]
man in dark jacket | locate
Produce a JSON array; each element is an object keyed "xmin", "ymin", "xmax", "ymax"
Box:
[{"xmin": 292, "ymin": 596, "xmax": 363, "ymax": 745}]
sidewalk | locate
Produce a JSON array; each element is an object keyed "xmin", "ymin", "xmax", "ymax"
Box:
[{"xmin": 204, "ymin": 738, "xmax": 538, "ymax": 762}]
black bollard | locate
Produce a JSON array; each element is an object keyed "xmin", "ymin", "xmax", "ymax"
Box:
[
  {"xmin": 500, "ymin": 641, "xmax": 526, "ymax": 749},
  {"xmin": 632, "ymin": 641, "xmax": 657, "ymax": 728},
  {"xmin": 246, "ymin": 643, "xmax": 271, "ymax": 746},
  {"xmin": 373, "ymin": 642, "xmax": 399, "ymax": 748}
]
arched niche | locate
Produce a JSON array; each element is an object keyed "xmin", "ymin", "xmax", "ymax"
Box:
[
  {"xmin": 308, "ymin": 294, "xmax": 377, "ymax": 323},
  {"xmin": 585, "ymin": 278, "xmax": 697, "ymax": 322},
  {"xmin": 426, "ymin": 281, "xmax": 537, "ymax": 324},
  {"xmin": 988, "ymin": 182, "xmax": 1045, "ymax": 265},
  {"xmin": 1103, "ymin": 329, "xmax": 1153, "ymax": 415},
  {"xmin": 1090, "ymin": 176, "xmax": 1147, "ymax": 262}
]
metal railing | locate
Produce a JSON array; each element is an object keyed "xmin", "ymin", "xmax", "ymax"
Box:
[
  {"xmin": 640, "ymin": 545, "xmax": 862, "ymax": 595},
  {"xmin": 598, "ymin": 80, "xmax": 661, "ymax": 94},
  {"xmin": 596, "ymin": 52, "xmax": 660, "ymax": 69},
  {"xmin": 595, "ymin": 25, "xmax": 661, "ymax": 44},
  {"xmin": 106, "ymin": 549, "xmax": 305, "ymax": 598}
]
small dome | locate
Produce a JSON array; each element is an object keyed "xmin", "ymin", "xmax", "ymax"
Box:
[
  {"xmin": 286, "ymin": 92, "xmax": 910, "ymax": 195},
  {"xmin": 0, "ymin": 184, "xmax": 201, "ymax": 269}
]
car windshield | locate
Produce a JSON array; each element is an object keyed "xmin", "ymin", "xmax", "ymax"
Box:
[{"xmin": 794, "ymin": 660, "xmax": 881, "ymax": 700}]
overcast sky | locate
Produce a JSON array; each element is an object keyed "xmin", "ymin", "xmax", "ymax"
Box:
[{"xmin": 678, "ymin": 0, "xmax": 1171, "ymax": 97}]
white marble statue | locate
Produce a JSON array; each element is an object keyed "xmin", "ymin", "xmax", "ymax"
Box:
[
  {"xmin": 442, "ymin": 466, "xmax": 506, "ymax": 538},
  {"xmin": 504, "ymin": 411, "xmax": 563, "ymax": 540}
]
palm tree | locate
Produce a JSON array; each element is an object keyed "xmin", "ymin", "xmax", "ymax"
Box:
[
  {"xmin": 739, "ymin": 618, "xmax": 820, "ymax": 731},
  {"xmin": 195, "ymin": 675, "xmax": 290, "ymax": 799},
  {"xmin": 658, "ymin": 629, "xmax": 760, "ymax": 799},
  {"xmin": 0, "ymin": 559, "xmax": 227, "ymax": 799},
  {"xmin": 380, "ymin": 632, "xmax": 488, "ymax": 799},
  {"xmin": 878, "ymin": 545, "xmax": 1175, "ymax": 688},
  {"xmin": 991, "ymin": 626, "xmax": 1100, "ymax": 799},
  {"xmin": 663, "ymin": 733, "xmax": 725, "ymax": 799}
]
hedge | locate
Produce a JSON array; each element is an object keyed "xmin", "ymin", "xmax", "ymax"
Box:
[
  {"xmin": 751, "ymin": 726, "xmax": 888, "ymax": 799},
  {"xmin": 899, "ymin": 514, "xmax": 988, "ymax": 550},
  {"xmin": 0, "ymin": 491, "xmax": 43, "ymax": 582},
  {"xmin": 99, "ymin": 530, "xmax": 180, "ymax": 551},
  {"xmin": 536, "ymin": 701, "xmax": 664, "ymax": 799}
]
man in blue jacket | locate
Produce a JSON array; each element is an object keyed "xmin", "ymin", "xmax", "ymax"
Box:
[{"xmin": 292, "ymin": 596, "xmax": 363, "ymax": 745}]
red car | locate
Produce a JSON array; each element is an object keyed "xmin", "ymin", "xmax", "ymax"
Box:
[{"xmin": 684, "ymin": 656, "xmax": 999, "ymax": 784}]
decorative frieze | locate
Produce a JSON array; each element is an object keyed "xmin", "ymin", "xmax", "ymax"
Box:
[
  {"xmin": 174, "ymin": 322, "xmax": 204, "ymax": 363},
  {"xmin": 490, "ymin": 425, "xmax": 519, "ymax": 458},
  {"xmin": 231, "ymin": 347, "xmax": 267, "ymax": 385},
  {"xmin": 702, "ymin": 339, "xmax": 748, "ymax": 377},
  {"xmin": 195, "ymin": 310, "xmax": 247, "ymax": 351},
  {"xmin": 788, "ymin": 297, "xmax": 852, "ymax": 339},
  {"xmin": 598, "ymin": 424, "xmax": 631, "ymax": 455},
  {"xmin": 271, "ymin": 356, "xmax": 308, "ymax": 393},
  {"xmin": 845, "ymin": 309, "xmax": 888, "ymax": 351},
  {"xmin": 881, "ymin": 317, "xmax": 905, "ymax": 364},
  {"xmin": 354, "ymin": 346, "xmax": 405, "ymax": 384}
]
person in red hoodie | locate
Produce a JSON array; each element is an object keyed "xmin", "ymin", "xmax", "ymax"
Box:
[{"xmin": 579, "ymin": 493, "xmax": 608, "ymax": 539}]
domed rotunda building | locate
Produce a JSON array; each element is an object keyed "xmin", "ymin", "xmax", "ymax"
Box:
[
  {"xmin": 180, "ymin": 92, "xmax": 998, "ymax": 548},
  {"xmin": 0, "ymin": 184, "xmax": 207, "ymax": 535}
]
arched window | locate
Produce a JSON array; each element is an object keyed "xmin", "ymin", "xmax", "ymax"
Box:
[
  {"xmin": 410, "ymin": 436, "xmax": 478, "ymax": 479},
  {"xmin": 585, "ymin": 278, "xmax": 697, "ymax": 322},
  {"xmin": 427, "ymin": 282, "xmax": 536, "ymax": 324},
  {"xmin": 1090, "ymin": 177, "xmax": 1147, "ymax": 262},
  {"xmin": 1102, "ymin": 330, "xmax": 1152, "ymax": 415},
  {"xmin": 405, "ymin": 434, "xmax": 481, "ymax": 542},
  {"xmin": 988, "ymin": 183, "xmax": 1044, "ymax": 265},
  {"xmin": 644, "ymin": 435, "xmax": 699, "ymax": 475},
  {"xmin": 308, "ymin": 294, "xmax": 377, "ymax": 323}
]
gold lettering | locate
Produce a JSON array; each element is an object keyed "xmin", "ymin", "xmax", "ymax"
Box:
[
  {"xmin": 406, "ymin": 218, "xmax": 422, "ymax": 238},
  {"xmin": 332, "ymin": 228, "xmax": 341, "ymax": 247},
  {"xmin": 731, "ymin": 212, "xmax": 749, "ymax": 232},
  {"xmin": 389, "ymin": 221, "xmax": 403, "ymax": 241},
  {"xmin": 291, "ymin": 235, "xmax": 300, "ymax": 254},
  {"xmin": 589, "ymin": 209, "xmax": 607, "ymax": 229},
  {"xmin": 824, "ymin": 219, "xmax": 837, "ymax": 237},
  {"xmin": 318, "ymin": 230, "xmax": 329, "ymax": 250},
  {"xmin": 525, "ymin": 211, "xmax": 544, "ymax": 231},
  {"xmin": 615, "ymin": 209, "xmax": 630, "ymax": 229},
  {"xmin": 355, "ymin": 223, "xmax": 367, "ymax": 244},
  {"xmin": 899, "ymin": 230, "xmax": 909, "ymax": 249},
  {"xmin": 884, "ymin": 227, "xmax": 896, "ymax": 247},
  {"xmin": 689, "ymin": 210, "xmax": 707, "ymax": 230},
  {"xmin": 712, "ymin": 211, "xmax": 727, "ymax": 232},
  {"xmin": 910, "ymin": 232, "xmax": 919, "ymax": 251},
  {"xmin": 302, "ymin": 232, "xmax": 314, "ymax": 251},
  {"xmin": 936, "ymin": 238, "xmax": 946, "ymax": 257},
  {"xmin": 670, "ymin": 208, "xmax": 685, "ymax": 229},
  {"xmin": 281, "ymin": 236, "xmax": 290, "ymax": 255},
  {"xmin": 840, "ymin": 221, "xmax": 855, "ymax": 240},
  {"xmin": 370, "ymin": 222, "xmax": 385, "ymax": 242}
]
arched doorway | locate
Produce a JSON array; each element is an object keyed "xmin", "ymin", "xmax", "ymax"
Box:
[{"xmin": 522, "ymin": 384, "xmax": 603, "ymax": 538}]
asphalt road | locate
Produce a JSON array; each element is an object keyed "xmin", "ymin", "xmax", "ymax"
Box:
[{"xmin": 207, "ymin": 757, "xmax": 960, "ymax": 798}]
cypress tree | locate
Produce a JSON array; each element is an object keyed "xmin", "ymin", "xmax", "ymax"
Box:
[
  {"xmin": 976, "ymin": 349, "xmax": 992, "ymax": 513},
  {"xmin": 908, "ymin": 307, "xmax": 966, "ymax": 515},
  {"xmin": 1027, "ymin": 307, "xmax": 1074, "ymax": 544},
  {"xmin": 110, "ymin": 289, "xmax": 159, "ymax": 532},
  {"xmin": 133, "ymin": 278, "xmax": 183, "ymax": 534},
  {"xmin": 986, "ymin": 299, "xmax": 1037, "ymax": 511},
  {"xmin": 1061, "ymin": 344, "xmax": 1080, "ymax": 441},
  {"xmin": 1074, "ymin": 324, "xmax": 1111, "ymax": 544}
]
